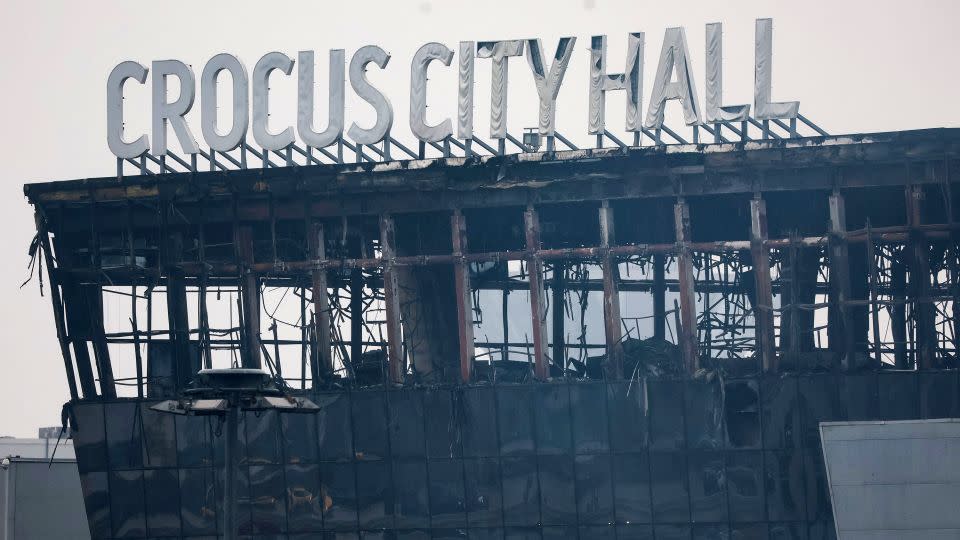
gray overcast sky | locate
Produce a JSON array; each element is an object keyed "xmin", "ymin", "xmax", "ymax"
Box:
[{"xmin": 1, "ymin": 0, "xmax": 958, "ymax": 437}]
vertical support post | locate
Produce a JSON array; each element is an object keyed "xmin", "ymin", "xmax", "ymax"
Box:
[
  {"xmin": 36, "ymin": 215, "xmax": 79, "ymax": 401},
  {"xmin": 750, "ymin": 198, "xmax": 777, "ymax": 372},
  {"xmin": 89, "ymin": 199, "xmax": 117, "ymax": 398},
  {"xmin": 829, "ymin": 191, "xmax": 855, "ymax": 371},
  {"xmin": 908, "ymin": 184, "xmax": 936, "ymax": 369},
  {"xmin": 451, "ymin": 210, "xmax": 476, "ymax": 383},
  {"xmin": 599, "ymin": 201, "xmax": 624, "ymax": 378},
  {"xmin": 524, "ymin": 205, "xmax": 550, "ymax": 380},
  {"xmin": 349, "ymin": 267, "xmax": 364, "ymax": 373},
  {"xmin": 674, "ymin": 199, "xmax": 699, "ymax": 373},
  {"xmin": 380, "ymin": 214, "xmax": 405, "ymax": 384},
  {"xmin": 891, "ymin": 254, "xmax": 909, "ymax": 369},
  {"xmin": 223, "ymin": 403, "xmax": 238, "ymax": 540},
  {"xmin": 653, "ymin": 254, "xmax": 666, "ymax": 341},
  {"xmin": 551, "ymin": 264, "xmax": 566, "ymax": 373},
  {"xmin": 311, "ymin": 222, "xmax": 333, "ymax": 383},
  {"xmin": 238, "ymin": 226, "xmax": 262, "ymax": 369},
  {"xmin": 865, "ymin": 224, "xmax": 883, "ymax": 364}
]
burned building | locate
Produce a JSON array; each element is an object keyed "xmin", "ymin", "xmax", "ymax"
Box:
[{"xmin": 22, "ymin": 126, "xmax": 960, "ymax": 539}]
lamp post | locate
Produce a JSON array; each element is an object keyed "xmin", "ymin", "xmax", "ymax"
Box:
[{"xmin": 152, "ymin": 368, "xmax": 318, "ymax": 540}]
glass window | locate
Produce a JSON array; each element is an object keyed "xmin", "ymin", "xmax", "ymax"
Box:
[
  {"xmin": 501, "ymin": 456, "xmax": 540, "ymax": 526},
  {"xmin": 356, "ymin": 460, "xmax": 392, "ymax": 529},
  {"xmin": 685, "ymin": 378, "xmax": 725, "ymax": 450},
  {"xmin": 429, "ymin": 458, "xmax": 466, "ymax": 528},
  {"xmin": 144, "ymin": 468, "xmax": 181, "ymax": 536},
  {"xmin": 498, "ymin": 386, "xmax": 536, "ymax": 456},
  {"xmin": 317, "ymin": 393, "xmax": 354, "ymax": 461},
  {"xmin": 574, "ymin": 454, "xmax": 613, "ymax": 525},
  {"xmin": 110, "ymin": 470, "xmax": 146, "ymax": 538},
  {"xmin": 388, "ymin": 390, "xmax": 426, "ymax": 458},
  {"xmin": 424, "ymin": 387, "xmax": 462, "ymax": 458},
  {"xmin": 726, "ymin": 451, "xmax": 765, "ymax": 523},
  {"xmin": 649, "ymin": 380, "xmax": 686, "ymax": 451},
  {"xmin": 537, "ymin": 455, "xmax": 575, "ymax": 525},
  {"xmin": 462, "ymin": 387, "xmax": 498, "ymax": 458},
  {"xmin": 179, "ymin": 467, "xmax": 218, "ymax": 535},
  {"xmin": 393, "ymin": 459, "xmax": 429, "ymax": 529},
  {"xmin": 688, "ymin": 452, "xmax": 727, "ymax": 523},
  {"xmin": 249, "ymin": 464, "xmax": 287, "ymax": 534},
  {"xmin": 321, "ymin": 462, "xmax": 358, "ymax": 530},
  {"xmin": 73, "ymin": 403, "xmax": 108, "ymax": 473},
  {"xmin": 650, "ymin": 452, "xmax": 690, "ymax": 523},
  {"xmin": 79, "ymin": 471, "xmax": 111, "ymax": 538},
  {"xmin": 140, "ymin": 402, "xmax": 177, "ymax": 467},
  {"xmin": 352, "ymin": 391, "xmax": 389, "ymax": 461},
  {"xmin": 105, "ymin": 402, "xmax": 143, "ymax": 470},
  {"xmin": 283, "ymin": 411, "xmax": 319, "ymax": 464},
  {"xmin": 607, "ymin": 382, "xmax": 649, "ymax": 452},
  {"xmin": 176, "ymin": 414, "xmax": 214, "ymax": 467},
  {"xmin": 246, "ymin": 410, "xmax": 283, "ymax": 465},
  {"xmin": 464, "ymin": 458, "xmax": 502, "ymax": 528},
  {"xmin": 534, "ymin": 383, "xmax": 572, "ymax": 455},
  {"xmin": 764, "ymin": 451, "xmax": 805, "ymax": 522},
  {"xmin": 286, "ymin": 464, "xmax": 323, "ymax": 533},
  {"xmin": 612, "ymin": 453, "xmax": 651, "ymax": 524},
  {"xmin": 570, "ymin": 384, "xmax": 609, "ymax": 453}
]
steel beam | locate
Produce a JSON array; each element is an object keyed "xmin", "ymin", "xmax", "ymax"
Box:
[
  {"xmin": 524, "ymin": 205, "xmax": 550, "ymax": 380},
  {"xmin": 750, "ymin": 198, "xmax": 777, "ymax": 372},
  {"xmin": 674, "ymin": 199, "xmax": 699, "ymax": 373},
  {"xmin": 237, "ymin": 227, "xmax": 262, "ymax": 369},
  {"xmin": 311, "ymin": 222, "xmax": 333, "ymax": 382},
  {"xmin": 451, "ymin": 210, "xmax": 476, "ymax": 383},
  {"xmin": 829, "ymin": 192, "xmax": 855, "ymax": 371},
  {"xmin": 380, "ymin": 215, "xmax": 405, "ymax": 384},
  {"xmin": 908, "ymin": 185, "xmax": 937, "ymax": 369},
  {"xmin": 599, "ymin": 201, "xmax": 624, "ymax": 378}
]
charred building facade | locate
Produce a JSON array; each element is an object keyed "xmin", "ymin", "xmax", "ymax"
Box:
[{"xmin": 23, "ymin": 128, "xmax": 960, "ymax": 539}]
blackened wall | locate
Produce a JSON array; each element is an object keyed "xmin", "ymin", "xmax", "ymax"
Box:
[{"xmin": 69, "ymin": 370, "xmax": 960, "ymax": 539}]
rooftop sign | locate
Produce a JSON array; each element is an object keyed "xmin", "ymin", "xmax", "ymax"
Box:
[{"xmin": 107, "ymin": 18, "xmax": 808, "ymax": 163}]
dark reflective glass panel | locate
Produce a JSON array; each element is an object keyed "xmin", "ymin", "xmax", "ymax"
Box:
[
  {"xmin": 654, "ymin": 524, "xmax": 692, "ymax": 540},
  {"xmin": 286, "ymin": 464, "xmax": 323, "ymax": 533},
  {"xmin": 179, "ymin": 467, "xmax": 218, "ymax": 535},
  {"xmin": 353, "ymin": 391, "xmax": 389, "ymax": 461},
  {"xmin": 283, "ymin": 411, "xmax": 319, "ymax": 464},
  {"xmin": 570, "ymin": 383, "xmax": 609, "ymax": 453},
  {"xmin": 110, "ymin": 470, "xmax": 146, "ymax": 538},
  {"xmin": 393, "ymin": 459, "xmax": 429, "ymax": 528},
  {"xmin": 574, "ymin": 454, "xmax": 613, "ymax": 524},
  {"xmin": 317, "ymin": 393, "xmax": 355, "ymax": 461},
  {"xmin": 176, "ymin": 414, "xmax": 214, "ymax": 467},
  {"xmin": 726, "ymin": 451, "xmax": 765, "ymax": 523},
  {"xmin": 144, "ymin": 468, "xmax": 180, "ymax": 537},
  {"xmin": 464, "ymin": 458, "xmax": 503, "ymax": 528},
  {"xmin": 140, "ymin": 402, "xmax": 177, "ymax": 467},
  {"xmin": 424, "ymin": 387, "xmax": 462, "ymax": 458},
  {"xmin": 764, "ymin": 451, "xmax": 805, "ymax": 522},
  {"xmin": 321, "ymin": 461, "xmax": 358, "ymax": 530},
  {"xmin": 388, "ymin": 390, "xmax": 426, "ymax": 457},
  {"xmin": 106, "ymin": 402, "xmax": 143, "ymax": 470},
  {"xmin": 612, "ymin": 452, "xmax": 651, "ymax": 524},
  {"xmin": 462, "ymin": 387, "xmax": 499, "ymax": 457},
  {"xmin": 535, "ymin": 383, "xmax": 572, "ymax": 455},
  {"xmin": 537, "ymin": 455, "xmax": 575, "ymax": 525},
  {"xmin": 650, "ymin": 452, "xmax": 689, "ymax": 524},
  {"xmin": 501, "ymin": 456, "xmax": 540, "ymax": 526},
  {"xmin": 607, "ymin": 381, "xmax": 649, "ymax": 452},
  {"xmin": 430, "ymin": 458, "xmax": 467, "ymax": 528},
  {"xmin": 74, "ymin": 403, "xmax": 108, "ymax": 473},
  {"xmin": 79, "ymin": 471, "xmax": 112, "ymax": 538},
  {"xmin": 688, "ymin": 452, "xmax": 727, "ymax": 523},
  {"xmin": 249, "ymin": 465, "xmax": 287, "ymax": 533},
  {"xmin": 498, "ymin": 385, "xmax": 536, "ymax": 456},
  {"xmin": 760, "ymin": 376, "xmax": 800, "ymax": 450},
  {"xmin": 919, "ymin": 370, "xmax": 960, "ymax": 419},
  {"xmin": 356, "ymin": 460, "xmax": 392, "ymax": 529},
  {"xmin": 649, "ymin": 380, "xmax": 686, "ymax": 450},
  {"xmin": 686, "ymin": 377, "xmax": 726, "ymax": 450},
  {"xmin": 245, "ymin": 411, "xmax": 283, "ymax": 465},
  {"xmin": 878, "ymin": 371, "xmax": 919, "ymax": 420}
]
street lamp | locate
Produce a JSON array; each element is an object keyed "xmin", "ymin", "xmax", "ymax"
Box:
[{"xmin": 151, "ymin": 368, "xmax": 318, "ymax": 540}]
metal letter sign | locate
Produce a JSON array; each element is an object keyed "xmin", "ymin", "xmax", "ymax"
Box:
[{"xmin": 108, "ymin": 18, "xmax": 812, "ymax": 166}]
